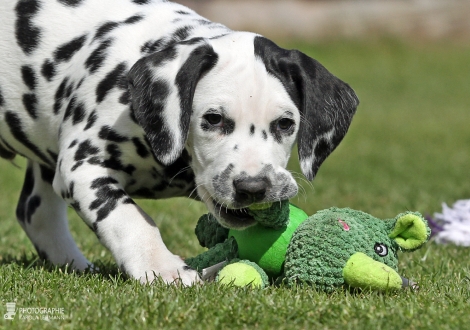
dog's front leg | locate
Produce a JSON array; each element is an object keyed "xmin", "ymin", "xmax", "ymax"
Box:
[{"xmin": 53, "ymin": 162, "xmax": 200, "ymax": 285}]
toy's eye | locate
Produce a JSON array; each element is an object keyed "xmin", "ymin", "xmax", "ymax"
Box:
[{"xmin": 374, "ymin": 243, "xmax": 388, "ymax": 257}]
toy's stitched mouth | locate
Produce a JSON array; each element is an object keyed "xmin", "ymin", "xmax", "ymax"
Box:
[{"xmin": 212, "ymin": 201, "xmax": 257, "ymax": 229}]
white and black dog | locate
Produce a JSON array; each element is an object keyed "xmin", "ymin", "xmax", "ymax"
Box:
[{"xmin": 0, "ymin": 0, "xmax": 358, "ymax": 284}]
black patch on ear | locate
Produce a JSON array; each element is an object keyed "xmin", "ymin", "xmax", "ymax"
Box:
[
  {"xmin": 54, "ymin": 34, "xmax": 87, "ymax": 62},
  {"xmin": 5, "ymin": 111, "xmax": 51, "ymax": 165},
  {"xmin": 174, "ymin": 43, "xmax": 219, "ymax": 145},
  {"xmin": 86, "ymin": 39, "xmax": 113, "ymax": 73},
  {"xmin": 41, "ymin": 59, "xmax": 56, "ymax": 81},
  {"xmin": 253, "ymin": 36, "xmax": 359, "ymax": 180},
  {"xmin": 128, "ymin": 40, "xmax": 218, "ymax": 165},
  {"xmin": 15, "ymin": 0, "xmax": 42, "ymax": 55},
  {"xmin": 96, "ymin": 62, "xmax": 128, "ymax": 103},
  {"xmin": 21, "ymin": 65, "xmax": 37, "ymax": 90},
  {"xmin": 58, "ymin": 0, "xmax": 84, "ymax": 7}
]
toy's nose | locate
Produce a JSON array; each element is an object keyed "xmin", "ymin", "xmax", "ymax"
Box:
[{"xmin": 233, "ymin": 177, "xmax": 269, "ymax": 204}]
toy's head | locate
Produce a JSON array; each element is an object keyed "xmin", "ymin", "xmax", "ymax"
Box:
[{"xmin": 284, "ymin": 207, "xmax": 430, "ymax": 292}]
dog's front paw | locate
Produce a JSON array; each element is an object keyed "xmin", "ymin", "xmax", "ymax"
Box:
[{"xmin": 132, "ymin": 253, "xmax": 202, "ymax": 286}]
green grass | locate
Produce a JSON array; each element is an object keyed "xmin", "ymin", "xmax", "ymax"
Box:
[{"xmin": 1, "ymin": 38, "xmax": 470, "ymax": 329}]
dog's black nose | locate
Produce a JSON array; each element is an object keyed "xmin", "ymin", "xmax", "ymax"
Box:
[{"xmin": 233, "ymin": 177, "xmax": 269, "ymax": 204}]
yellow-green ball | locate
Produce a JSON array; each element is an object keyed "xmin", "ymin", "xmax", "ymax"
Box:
[{"xmin": 217, "ymin": 262, "xmax": 265, "ymax": 288}]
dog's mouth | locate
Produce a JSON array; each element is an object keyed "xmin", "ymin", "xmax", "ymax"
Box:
[{"xmin": 211, "ymin": 201, "xmax": 257, "ymax": 229}]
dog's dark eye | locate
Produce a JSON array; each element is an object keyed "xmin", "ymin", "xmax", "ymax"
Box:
[
  {"xmin": 277, "ymin": 118, "xmax": 294, "ymax": 131},
  {"xmin": 204, "ymin": 113, "xmax": 223, "ymax": 126},
  {"xmin": 374, "ymin": 243, "xmax": 388, "ymax": 257}
]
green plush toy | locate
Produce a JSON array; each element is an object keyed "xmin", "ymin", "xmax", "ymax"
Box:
[{"xmin": 185, "ymin": 202, "xmax": 430, "ymax": 292}]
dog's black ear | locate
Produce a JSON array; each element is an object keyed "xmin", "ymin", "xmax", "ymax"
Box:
[
  {"xmin": 128, "ymin": 38, "xmax": 218, "ymax": 165},
  {"xmin": 254, "ymin": 36, "xmax": 359, "ymax": 180}
]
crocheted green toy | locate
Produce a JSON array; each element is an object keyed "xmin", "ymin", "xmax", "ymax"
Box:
[{"xmin": 185, "ymin": 203, "xmax": 430, "ymax": 292}]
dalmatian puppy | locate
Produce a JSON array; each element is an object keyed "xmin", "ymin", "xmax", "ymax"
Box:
[{"xmin": 0, "ymin": 0, "xmax": 359, "ymax": 285}]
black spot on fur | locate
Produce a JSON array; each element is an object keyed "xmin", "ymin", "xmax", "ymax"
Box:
[
  {"xmin": 5, "ymin": 111, "xmax": 51, "ymax": 165},
  {"xmin": 74, "ymin": 140, "xmax": 100, "ymax": 161},
  {"xmin": 84, "ymin": 110, "xmax": 97, "ymax": 130},
  {"xmin": 262, "ymin": 130, "xmax": 268, "ymax": 140},
  {"xmin": 171, "ymin": 26, "xmax": 193, "ymax": 42},
  {"xmin": 15, "ymin": 0, "xmax": 42, "ymax": 55},
  {"xmin": 124, "ymin": 15, "xmax": 144, "ymax": 24},
  {"xmin": 98, "ymin": 126, "xmax": 129, "ymax": 143},
  {"xmin": 69, "ymin": 139, "xmax": 78, "ymax": 148},
  {"xmin": 54, "ymin": 77, "xmax": 69, "ymax": 114},
  {"xmin": 96, "ymin": 62, "xmax": 127, "ymax": 103},
  {"xmin": 25, "ymin": 195, "xmax": 41, "ymax": 223},
  {"xmin": 89, "ymin": 176, "xmax": 127, "ymax": 221},
  {"xmin": 58, "ymin": 0, "xmax": 84, "ymax": 7},
  {"xmin": 21, "ymin": 65, "xmax": 37, "ymax": 90},
  {"xmin": 163, "ymin": 150, "xmax": 193, "ymax": 182},
  {"xmin": 72, "ymin": 102, "xmax": 86, "ymax": 125},
  {"xmin": 70, "ymin": 201, "xmax": 81, "ymax": 212},
  {"xmin": 100, "ymin": 144, "xmax": 136, "ymax": 175},
  {"xmin": 0, "ymin": 85, "xmax": 4, "ymax": 106},
  {"xmin": 0, "ymin": 139, "xmax": 16, "ymax": 160},
  {"xmin": 119, "ymin": 91, "xmax": 130, "ymax": 105},
  {"xmin": 176, "ymin": 10, "xmax": 191, "ymax": 15},
  {"xmin": 41, "ymin": 59, "xmax": 56, "ymax": 81},
  {"xmin": 250, "ymin": 124, "xmax": 255, "ymax": 136},
  {"xmin": 37, "ymin": 170, "xmax": 54, "ymax": 194},
  {"xmin": 140, "ymin": 38, "xmax": 166, "ymax": 54},
  {"xmin": 85, "ymin": 39, "xmax": 112, "ymax": 73},
  {"xmin": 212, "ymin": 164, "xmax": 235, "ymax": 199},
  {"xmin": 54, "ymin": 34, "xmax": 87, "ymax": 62},
  {"xmin": 34, "ymin": 244, "xmax": 49, "ymax": 261},
  {"xmin": 71, "ymin": 160, "xmax": 83, "ymax": 171},
  {"xmin": 132, "ymin": 0, "xmax": 151, "ymax": 4},
  {"xmin": 94, "ymin": 21, "xmax": 120, "ymax": 40},
  {"xmin": 16, "ymin": 165, "xmax": 35, "ymax": 223},
  {"xmin": 63, "ymin": 96, "xmax": 78, "ymax": 122},
  {"xmin": 47, "ymin": 150, "xmax": 58, "ymax": 163},
  {"xmin": 65, "ymin": 83, "xmax": 74, "ymax": 98},
  {"xmin": 22, "ymin": 93, "xmax": 38, "ymax": 119},
  {"xmin": 132, "ymin": 137, "xmax": 149, "ymax": 158}
]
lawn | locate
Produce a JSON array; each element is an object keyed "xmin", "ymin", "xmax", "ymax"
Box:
[{"xmin": 1, "ymin": 38, "xmax": 469, "ymax": 329}]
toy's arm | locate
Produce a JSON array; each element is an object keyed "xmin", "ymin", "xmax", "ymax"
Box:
[
  {"xmin": 195, "ymin": 214, "xmax": 230, "ymax": 248},
  {"xmin": 185, "ymin": 237, "xmax": 238, "ymax": 272}
]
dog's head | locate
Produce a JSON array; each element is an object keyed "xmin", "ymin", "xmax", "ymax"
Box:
[{"xmin": 128, "ymin": 33, "xmax": 359, "ymax": 229}]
